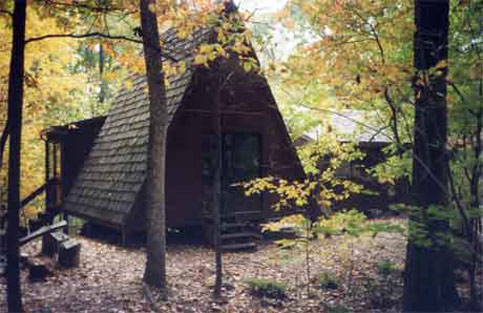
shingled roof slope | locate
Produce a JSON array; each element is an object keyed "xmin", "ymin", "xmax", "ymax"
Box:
[{"xmin": 63, "ymin": 29, "xmax": 212, "ymax": 226}]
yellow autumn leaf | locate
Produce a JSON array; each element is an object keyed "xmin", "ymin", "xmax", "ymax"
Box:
[{"xmin": 194, "ymin": 54, "xmax": 207, "ymax": 66}]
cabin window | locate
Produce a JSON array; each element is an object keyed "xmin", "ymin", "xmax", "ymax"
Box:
[
  {"xmin": 202, "ymin": 133, "xmax": 261, "ymax": 184},
  {"xmin": 201, "ymin": 133, "xmax": 262, "ymax": 215}
]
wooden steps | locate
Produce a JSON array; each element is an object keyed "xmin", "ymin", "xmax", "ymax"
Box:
[
  {"xmin": 220, "ymin": 220, "xmax": 261, "ymax": 252},
  {"xmin": 221, "ymin": 231, "xmax": 262, "ymax": 241},
  {"xmin": 222, "ymin": 242, "xmax": 256, "ymax": 252},
  {"xmin": 203, "ymin": 211, "xmax": 263, "ymax": 252}
]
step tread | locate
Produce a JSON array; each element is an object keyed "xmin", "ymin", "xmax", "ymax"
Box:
[
  {"xmin": 221, "ymin": 232, "xmax": 262, "ymax": 240},
  {"xmin": 221, "ymin": 242, "xmax": 257, "ymax": 251},
  {"xmin": 221, "ymin": 222, "xmax": 257, "ymax": 228}
]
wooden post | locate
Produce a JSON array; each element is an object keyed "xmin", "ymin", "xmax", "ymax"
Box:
[
  {"xmin": 60, "ymin": 141, "xmax": 66, "ymax": 203},
  {"xmin": 61, "ymin": 142, "xmax": 67, "ymax": 232},
  {"xmin": 121, "ymin": 225, "xmax": 126, "ymax": 247},
  {"xmin": 45, "ymin": 141, "xmax": 50, "ymax": 210},
  {"xmin": 63, "ymin": 213, "xmax": 69, "ymax": 234},
  {"xmin": 53, "ymin": 143, "xmax": 58, "ymax": 179},
  {"xmin": 53, "ymin": 144, "xmax": 60, "ymax": 208}
]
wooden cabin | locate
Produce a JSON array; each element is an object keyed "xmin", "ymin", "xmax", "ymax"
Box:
[{"xmin": 43, "ymin": 29, "xmax": 304, "ymax": 243}]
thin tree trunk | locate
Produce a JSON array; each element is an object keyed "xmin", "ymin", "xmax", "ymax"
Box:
[
  {"xmin": 98, "ymin": 42, "xmax": 105, "ymax": 105},
  {"xmin": 403, "ymin": 1, "xmax": 459, "ymax": 311},
  {"xmin": 0, "ymin": 120, "xmax": 9, "ymax": 170},
  {"xmin": 140, "ymin": 0, "xmax": 168, "ymax": 298},
  {"xmin": 467, "ymin": 97, "xmax": 482, "ymax": 311},
  {"xmin": 213, "ymin": 88, "xmax": 223, "ymax": 298},
  {"xmin": 6, "ymin": 0, "xmax": 27, "ymax": 311}
]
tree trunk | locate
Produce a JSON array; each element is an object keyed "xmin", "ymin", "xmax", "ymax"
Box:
[
  {"xmin": 140, "ymin": 0, "xmax": 168, "ymax": 298},
  {"xmin": 6, "ymin": 0, "xmax": 27, "ymax": 312},
  {"xmin": 0, "ymin": 120, "xmax": 8, "ymax": 170},
  {"xmin": 212, "ymin": 88, "xmax": 223, "ymax": 298},
  {"xmin": 467, "ymin": 85, "xmax": 482, "ymax": 311},
  {"xmin": 403, "ymin": 1, "xmax": 459, "ymax": 311},
  {"xmin": 98, "ymin": 42, "xmax": 105, "ymax": 106}
]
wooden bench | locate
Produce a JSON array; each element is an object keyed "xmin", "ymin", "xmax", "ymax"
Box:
[{"xmin": 19, "ymin": 220, "xmax": 67, "ymax": 246}]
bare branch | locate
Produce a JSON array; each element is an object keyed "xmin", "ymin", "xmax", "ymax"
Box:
[
  {"xmin": 38, "ymin": 0, "xmax": 137, "ymax": 14},
  {"xmin": 384, "ymin": 87, "xmax": 403, "ymax": 153},
  {"xmin": 348, "ymin": 7, "xmax": 385, "ymax": 64},
  {"xmin": 26, "ymin": 32, "xmax": 142, "ymax": 44},
  {"xmin": 447, "ymin": 162, "xmax": 470, "ymax": 234},
  {"xmin": 447, "ymin": 79, "xmax": 467, "ymax": 103},
  {"xmin": 25, "ymin": 32, "xmax": 179, "ymax": 62}
]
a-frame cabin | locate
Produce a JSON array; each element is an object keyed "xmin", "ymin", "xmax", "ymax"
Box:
[{"xmin": 43, "ymin": 28, "xmax": 304, "ymax": 245}]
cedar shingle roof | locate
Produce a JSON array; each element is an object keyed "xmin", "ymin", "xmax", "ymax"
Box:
[{"xmin": 63, "ymin": 29, "xmax": 212, "ymax": 226}]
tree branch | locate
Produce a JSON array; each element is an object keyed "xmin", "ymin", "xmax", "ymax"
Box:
[
  {"xmin": 348, "ymin": 7, "xmax": 385, "ymax": 64},
  {"xmin": 447, "ymin": 79, "xmax": 467, "ymax": 103},
  {"xmin": 384, "ymin": 87, "xmax": 403, "ymax": 154},
  {"xmin": 0, "ymin": 9, "xmax": 13, "ymax": 17},
  {"xmin": 26, "ymin": 32, "xmax": 142, "ymax": 44},
  {"xmin": 25, "ymin": 32, "xmax": 179, "ymax": 62},
  {"xmin": 0, "ymin": 119, "xmax": 8, "ymax": 170},
  {"xmin": 39, "ymin": 0, "xmax": 137, "ymax": 14},
  {"xmin": 447, "ymin": 161, "xmax": 470, "ymax": 234}
]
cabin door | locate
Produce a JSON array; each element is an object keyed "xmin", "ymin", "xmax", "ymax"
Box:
[{"xmin": 202, "ymin": 133, "xmax": 262, "ymax": 218}]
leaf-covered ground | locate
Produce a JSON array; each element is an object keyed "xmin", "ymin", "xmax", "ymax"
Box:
[{"xmin": 1, "ymin": 218, "xmax": 411, "ymax": 312}]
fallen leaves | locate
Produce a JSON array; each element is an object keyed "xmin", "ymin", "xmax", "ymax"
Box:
[{"xmin": 0, "ymin": 219, "xmax": 409, "ymax": 312}]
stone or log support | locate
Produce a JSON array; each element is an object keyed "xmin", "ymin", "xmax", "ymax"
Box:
[
  {"xmin": 58, "ymin": 239, "xmax": 80, "ymax": 268},
  {"xmin": 28, "ymin": 264, "xmax": 50, "ymax": 282},
  {"xmin": 41, "ymin": 231, "xmax": 69, "ymax": 256}
]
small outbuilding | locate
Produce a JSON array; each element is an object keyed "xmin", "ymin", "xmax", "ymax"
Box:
[
  {"xmin": 43, "ymin": 29, "xmax": 304, "ymax": 241},
  {"xmin": 295, "ymin": 111, "xmax": 409, "ymax": 217}
]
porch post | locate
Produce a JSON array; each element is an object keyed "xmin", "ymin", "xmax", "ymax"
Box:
[{"xmin": 45, "ymin": 140, "xmax": 50, "ymax": 210}]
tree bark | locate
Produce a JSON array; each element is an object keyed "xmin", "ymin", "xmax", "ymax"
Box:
[
  {"xmin": 212, "ymin": 87, "xmax": 223, "ymax": 298},
  {"xmin": 98, "ymin": 42, "xmax": 105, "ymax": 105},
  {"xmin": 403, "ymin": 1, "xmax": 459, "ymax": 311},
  {"xmin": 140, "ymin": 0, "xmax": 168, "ymax": 298},
  {"xmin": 6, "ymin": 0, "xmax": 27, "ymax": 312},
  {"xmin": 0, "ymin": 120, "xmax": 9, "ymax": 170}
]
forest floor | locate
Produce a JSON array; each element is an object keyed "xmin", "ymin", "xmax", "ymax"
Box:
[{"xmin": 0, "ymin": 218, "xmax": 477, "ymax": 313}]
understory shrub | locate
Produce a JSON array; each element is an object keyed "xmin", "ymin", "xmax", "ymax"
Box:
[
  {"xmin": 325, "ymin": 304, "xmax": 353, "ymax": 313},
  {"xmin": 318, "ymin": 271, "xmax": 340, "ymax": 290},
  {"xmin": 377, "ymin": 259, "xmax": 397, "ymax": 277},
  {"xmin": 245, "ymin": 278, "xmax": 287, "ymax": 299}
]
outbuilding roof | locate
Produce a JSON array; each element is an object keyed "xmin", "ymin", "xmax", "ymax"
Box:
[{"xmin": 300, "ymin": 110, "xmax": 393, "ymax": 145}]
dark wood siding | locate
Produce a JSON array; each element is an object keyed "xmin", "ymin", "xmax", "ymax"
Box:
[{"xmin": 161, "ymin": 84, "xmax": 304, "ymax": 227}]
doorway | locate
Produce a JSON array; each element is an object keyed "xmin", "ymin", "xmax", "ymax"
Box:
[{"xmin": 201, "ymin": 133, "xmax": 262, "ymax": 217}]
